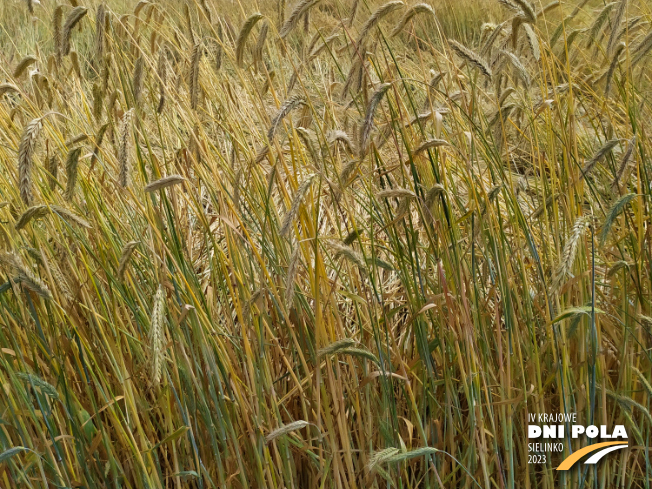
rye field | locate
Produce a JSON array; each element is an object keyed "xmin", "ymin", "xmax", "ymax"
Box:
[{"xmin": 0, "ymin": 0, "xmax": 651, "ymax": 487}]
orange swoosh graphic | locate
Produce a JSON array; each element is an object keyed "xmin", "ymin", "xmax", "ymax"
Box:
[{"xmin": 557, "ymin": 441, "xmax": 628, "ymax": 470}]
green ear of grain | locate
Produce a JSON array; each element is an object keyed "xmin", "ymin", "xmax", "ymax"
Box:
[
  {"xmin": 599, "ymin": 193, "xmax": 636, "ymax": 246},
  {"xmin": 265, "ymin": 420, "xmax": 313, "ymax": 442},
  {"xmin": 552, "ymin": 306, "xmax": 603, "ymax": 323},
  {"xmin": 0, "ymin": 447, "xmax": 28, "ymax": 464},
  {"xmin": 15, "ymin": 372, "xmax": 59, "ymax": 398}
]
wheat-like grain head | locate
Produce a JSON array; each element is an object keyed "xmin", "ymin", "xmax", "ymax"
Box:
[
  {"xmin": 117, "ymin": 240, "xmax": 139, "ymax": 279},
  {"xmin": 390, "ymin": 3, "xmax": 435, "ymax": 37},
  {"xmin": 157, "ymin": 46, "xmax": 167, "ymax": 114},
  {"xmin": 118, "ymin": 109, "xmax": 134, "ymax": 188},
  {"xmin": 280, "ymin": 0, "xmax": 320, "ymax": 38},
  {"xmin": 280, "ymin": 173, "xmax": 317, "ymax": 237},
  {"xmin": 268, "ymin": 94, "xmax": 306, "ymax": 142},
  {"xmin": 62, "ymin": 7, "xmax": 88, "ymax": 57},
  {"xmin": 551, "ymin": 215, "xmax": 592, "ymax": 291},
  {"xmin": 357, "ymin": 1, "xmax": 404, "ymax": 47},
  {"xmin": 53, "ymin": 5, "xmax": 63, "ymax": 62},
  {"xmin": 18, "ymin": 116, "xmax": 45, "ymax": 206},
  {"xmin": 236, "ymin": 13, "xmax": 264, "ymax": 67},
  {"xmin": 64, "ymin": 147, "xmax": 83, "ymax": 201},
  {"xmin": 360, "ymin": 82, "xmax": 392, "ymax": 152},
  {"xmin": 13, "ymin": 55, "xmax": 37, "ymax": 79},
  {"xmin": 449, "ymin": 39, "xmax": 492, "ymax": 78},
  {"xmin": 0, "ymin": 252, "xmax": 53, "ymax": 300},
  {"xmin": 144, "ymin": 175, "xmax": 186, "ymax": 193},
  {"xmin": 15, "ymin": 205, "xmax": 49, "ymax": 230},
  {"xmin": 95, "ymin": 3, "xmax": 106, "ymax": 63},
  {"xmin": 132, "ymin": 56, "xmax": 144, "ymax": 108},
  {"xmin": 149, "ymin": 284, "xmax": 166, "ymax": 385}
]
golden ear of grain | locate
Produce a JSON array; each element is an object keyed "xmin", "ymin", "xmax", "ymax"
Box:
[
  {"xmin": 18, "ymin": 117, "xmax": 45, "ymax": 206},
  {"xmin": 280, "ymin": 173, "xmax": 316, "ymax": 237},
  {"xmin": 413, "ymin": 138, "xmax": 449, "ymax": 156},
  {"xmin": 295, "ymin": 127, "xmax": 319, "ymax": 162},
  {"xmin": 360, "ymin": 82, "xmax": 392, "ymax": 152},
  {"xmin": 50, "ymin": 205, "xmax": 91, "ymax": 229},
  {"xmin": 183, "ymin": 3, "xmax": 195, "ymax": 45},
  {"xmin": 539, "ymin": 0, "xmax": 561, "ymax": 16},
  {"xmin": 92, "ymin": 82, "xmax": 104, "ymax": 122},
  {"xmin": 607, "ymin": 260, "xmax": 628, "ymax": 277},
  {"xmin": 511, "ymin": 0, "xmax": 536, "ymax": 23},
  {"xmin": 213, "ymin": 26, "xmax": 224, "ymax": 72},
  {"xmin": 308, "ymin": 32, "xmax": 340, "ymax": 60},
  {"xmin": 606, "ymin": 0, "xmax": 626, "ymax": 55},
  {"xmin": 448, "ymin": 39, "xmax": 492, "ymax": 78},
  {"xmin": 62, "ymin": 7, "xmax": 88, "ymax": 57},
  {"xmin": 53, "ymin": 5, "xmax": 63, "ymax": 62},
  {"xmin": 235, "ymin": 13, "xmax": 264, "ymax": 67},
  {"xmin": 117, "ymin": 240, "xmax": 140, "ymax": 279},
  {"xmin": 523, "ymin": 24, "xmax": 540, "ymax": 61},
  {"xmin": 132, "ymin": 56, "xmax": 144, "ymax": 108},
  {"xmin": 253, "ymin": 21, "xmax": 269, "ymax": 68},
  {"xmin": 580, "ymin": 139, "xmax": 619, "ymax": 179},
  {"xmin": 101, "ymin": 54, "xmax": 111, "ymax": 94},
  {"xmin": 189, "ymin": 42, "xmax": 202, "ymax": 110},
  {"xmin": 118, "ymin": 109, "xmax": 134, "ymax": 188},
  {"xmin": 144, "ymin": 175, "xmax": 186, "ymax": 193},
  {"xmin": 328, "ymin": 130, "xmax": 356, "ymax": 155},
  {"xmin": 95, "ymin": 3, "xmax": 106, "ymax": 62},
  {"xmin": 15, "ymin": 205, "xmax": 49, "ymax": 230},
  {"xmin": 604, "ymin": 42, "xmax": 625, "ymax": 96},
  {"xmin": 329, "ymin": 241, "xmax": 367, "ymax": 272},
  {"xmin": 390, "ymin": 3, "xmax": 435, "ymax": 37},
  {"xmin": 480, "ymin": 21, "xmax": 507, "ymax": 57},
  {"xmin": 425, "ymin": 184, "xmax": 445, "ymax": 209},
  {"xmin": 157, "ymin": 46, "xmax": 167, "ymax": 113},
  {"xmin": 13, "ymin": 55, "xmax": 37, "ymax": 79},
  {"xmin": 280, "ymin": 0, "xmax": 320, "ymax": 38},
  {"xmin": 501, "ymin": 50, "xmax": 530, "ymax": 87},
  {"xmin": 612, "ymin": 135, "xmax": 636, "ymax": 189},
  {"xmin": 551, "ymin": 215, "xmax": 591, "ymax": 291},
  {"xmin": 149, "ymin": 285, "xmax": 166, "ymax": 385},
  {"xmin": 357, "ymin": 1, "xmax": 404, "ymax": 46},
  {"xmin": 0, "ymin": 252, "xmax": 53, "ymax": 300},
  {"xmin": 265, "ymin": 421, "xmax": 312, "ymax": 443},
  {"xmin": 268, "ymin": 94, "xmax": 306, "ymax": 141},
  {"xmin": 586, "ymin": 2, "xmax": 616, "ymax": 49},
  {"xmin": 64, "ymin": 147, "xmax": 83, "ymax": 201},
  {"xmin": 337, "ymin": 159, "xmax": 360, "ymax": 195},
  {"xmin": 69, "ymin": 50, "xmax": 82, "ymax": 78},
  {"xmin": 632, "ymin": 31, "xmax": 652, "ymax": 67},
  {"xmin": 47, "ymin": 154, "xmax": 58, "ymax": 190},
  {"xmin": 64, "ymin": 133, "xmax": 88, "ymax": 147},
  {"xmin": 0, "ymin": 83, "xmax": 20, "ymax": 97},
  {"xmin": 91, "ymin": 123, "xmax": 109, "ymax": 166},
  {"xmin": 377, "ymin": 188, "xmax": 416, "ymax": 199},
  {"xmin": 199, "ymin": 0, "xmax": 212, "ymax": 23}
]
